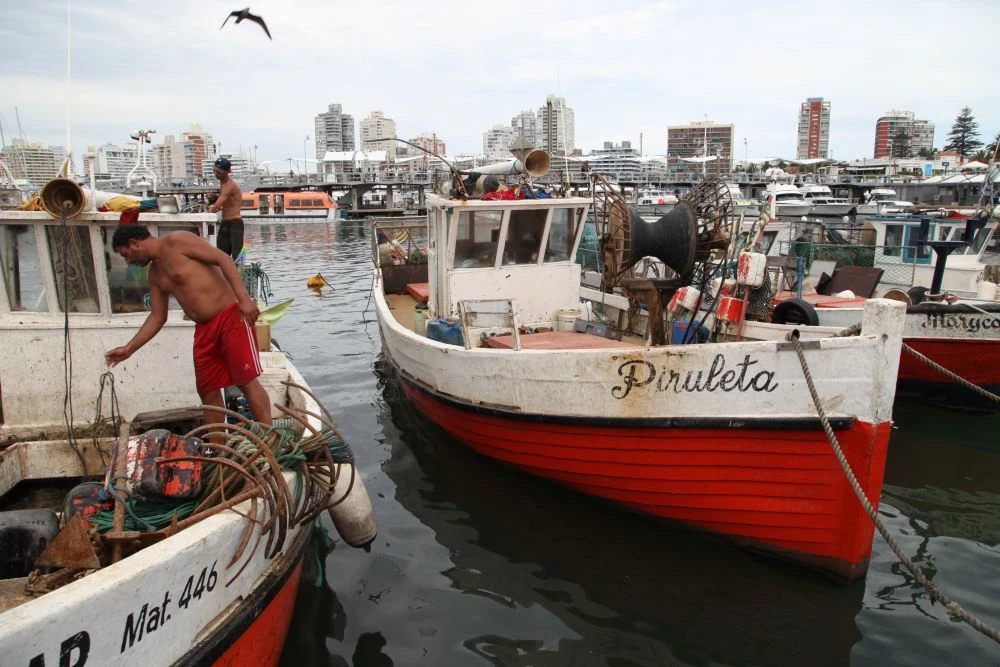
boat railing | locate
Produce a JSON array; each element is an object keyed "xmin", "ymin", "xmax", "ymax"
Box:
[{"xmin": 774, "ymin": 240, "xmax": 921, "ymax": 288}]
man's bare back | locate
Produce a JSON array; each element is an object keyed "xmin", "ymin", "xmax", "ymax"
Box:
[
  {"xmin": 152, "ymin": 232, "xmax": 240, "ymax": 323},
  {"xmin": 213, "ymin": 177, "xmax": 242, "ymax": 220}
]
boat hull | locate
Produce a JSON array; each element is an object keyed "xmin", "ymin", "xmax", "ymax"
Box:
[
  {"xmin": 775, "ymin": 203, "xmax": 813, "ymax": 217},
  {"xmin": 810, "ymin": 204, "xmax": 855, "ymax": 216},
  {"xmin": 392, "ymin": 361, "xmax": 887, "ymax": 580},
  {"xmin": 897, "ymin": 337, "xmax": 1000, "ymax": 408}
]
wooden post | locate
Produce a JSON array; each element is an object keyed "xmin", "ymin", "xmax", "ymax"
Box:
[{"xmin": 110, "ymin": 423, "xmax": 130, "ymax": 563}]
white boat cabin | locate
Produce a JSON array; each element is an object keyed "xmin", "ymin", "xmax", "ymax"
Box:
[
  {"xmin": 0, "ymin": 211, "xmax": 215, "ymax": 436},
  {"xmin": 424, "ymin": 193, "xmax": 591, "ymax": 326}
]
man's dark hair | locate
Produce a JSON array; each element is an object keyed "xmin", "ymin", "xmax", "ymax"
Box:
[{"xmin": 112, "ymin": 224, "xmax": 152, "ymax": 249}]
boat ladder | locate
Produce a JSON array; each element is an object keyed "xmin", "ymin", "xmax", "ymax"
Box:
[{"xmin": 457, "ymin": 298, "xmax": 522, "ymax": 350}]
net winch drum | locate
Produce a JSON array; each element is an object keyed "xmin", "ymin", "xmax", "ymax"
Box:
[
  {"xmin": 39, "ymin": 178, "xmax": 86, "ymax": 219},
  {"xmin": 626, "ymin": 201, "xmax": 699, "ymax": 278}
]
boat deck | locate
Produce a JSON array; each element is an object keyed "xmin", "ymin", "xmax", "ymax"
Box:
[{"xmin": 386, "ymin": 292, "xmax": 645, "ymax": 348}]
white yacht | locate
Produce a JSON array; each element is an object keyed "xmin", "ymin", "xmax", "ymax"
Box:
[
  {"xmin": 771, "ymin": 184, "xmax": 813, "ymax": 217},
  {"xmin": 635, "ymin": 188, "xmax": 678, "ymax": 216},
  {"xmin": 856, "ymin": 188, "xmax": 914, "ymax": 216},
  {"xmin": 723, "ymin": 182, "xmax": 762, "ymax": 217},
  {"xmin": 799, "ymin": 184, "xmax": 855, "ymax": 216}
]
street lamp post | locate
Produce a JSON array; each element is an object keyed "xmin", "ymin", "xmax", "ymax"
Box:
[{"xmin": 303, "ymin": 135, "xmax": 310, "ymax": 183}]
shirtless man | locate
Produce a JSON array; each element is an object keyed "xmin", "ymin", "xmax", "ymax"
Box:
[
  {"xmin": 104, "ymin": 224, "xmax": 272, "ymax": 428},
  {"xmin": 209, "ymin": 156, "xmax": 244, "ymax": 261}
]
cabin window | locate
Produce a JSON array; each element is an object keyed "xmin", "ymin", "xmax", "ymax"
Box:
[
  {"xmin": 45, "ymin": 225, "xmax": 100, "ymax": 313},
  {"xmin": 313, "ymin": 199, "xmax": 323, "ymax": 207},
  {"xmin": 883, "ymin": 224, "xmax": 903, "ymax": 257},
  {"xmin": 241, "ymin": 199, "xmax": 254, "ymax": 207},
  {"xmin": 902, "ymin": 225, "xmax": 933, "ymax": 264},
  {"xmin": 454, "ymin": 210, "xmax": 502, "ymax": 268},
  {"xmin": 543, "ymin": 208, "xmax": 579, "ymax": 263},
  {"xmin": 503, "ymin": 209, "xmax": 546, "ymax": 265},
  {"xmin": 289, "ymin": 199, "xmax": 301, "ymax": 206},
  {"xmin": 101, "ymin": 225, "xmax": 150, "ymax": 313},
  {"xmin": 0, "ymin": 225, "xmax": 49, "ymax": 312},
  {"xmin": 966, "ymin": 224, "xmax": 994, "ymax": 255}
]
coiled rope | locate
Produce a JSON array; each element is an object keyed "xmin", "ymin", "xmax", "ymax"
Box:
[{"xmin": 787, "ymin": 330, "xmax": 1000, "ymax": 644}]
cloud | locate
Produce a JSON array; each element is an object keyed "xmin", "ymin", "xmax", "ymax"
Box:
[{"xmin": 2, "ymin": 0, "xmax": 997, "ymax": 164}]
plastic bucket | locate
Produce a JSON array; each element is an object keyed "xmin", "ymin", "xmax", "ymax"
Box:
[
  {"xmin": 977, "ymin": 280, "xmax": 997, "ymax": 301},
  {"xmin": 557, "ymin": 308, "xmax": 582, "ymax": 331}
]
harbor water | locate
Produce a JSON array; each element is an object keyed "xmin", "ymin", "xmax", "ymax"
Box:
[{"xmin": 245, "ymin": 221, "xmax": 1000, "ymax": 666}]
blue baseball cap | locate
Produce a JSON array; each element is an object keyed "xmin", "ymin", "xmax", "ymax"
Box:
[{"xmin": 214, "ymin": 156, "xmax": 232, "ymax": 172}]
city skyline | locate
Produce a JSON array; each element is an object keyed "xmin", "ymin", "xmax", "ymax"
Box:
[{"xmin": 3, "ymin": 0, "xmax": 997, "ymax": 167}]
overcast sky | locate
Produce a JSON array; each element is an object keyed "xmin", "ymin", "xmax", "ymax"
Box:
[{"xmin": 2, "ymin": 0, "xmax": 997, "ymax": 169}]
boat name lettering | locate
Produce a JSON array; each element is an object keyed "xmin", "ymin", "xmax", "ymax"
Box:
[
  {"xmin": 612, "ymin": 354, "xmax": 778, "ymax": 399},
  {"xmin": 120, "ymin": 560, "xmax": 218, "ymax": 653},
  {"xmin": 921, "ymin": 313, "xmax": 1000, "ymax": 332},
  {"xmin": 27, "ymin": 632, "xmax": 90, "ymax": 667}
]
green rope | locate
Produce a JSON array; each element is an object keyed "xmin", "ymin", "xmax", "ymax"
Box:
[{"xmin": 92, "ymin": 498, "xmax": 198, "ymax": 533}]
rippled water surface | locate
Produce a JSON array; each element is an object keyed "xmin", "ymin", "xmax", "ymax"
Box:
[{"xmin": 249, "ymin": 221, "xmax": 1000, "ymax": 666}]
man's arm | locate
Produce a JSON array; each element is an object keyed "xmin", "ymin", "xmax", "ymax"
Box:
[
  {"xmin": 105, "ymin": 283, "xmax": 168, "ymax": 366},
  {"xmin": 208, "ymin": 181, "xmax": 235, "ymax": 214},
  {"xmin": 173, "ymin": 233, "xmax": 260, "ymax": 324}
]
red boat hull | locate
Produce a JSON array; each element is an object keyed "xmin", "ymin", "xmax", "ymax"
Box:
[
  {"xmin": 398, "ymin": 372, "xmax": 889, "ymax": 580},
  {"xmin": 898, "ymin": 337, "xmax": 1000, "ymax": 405}
]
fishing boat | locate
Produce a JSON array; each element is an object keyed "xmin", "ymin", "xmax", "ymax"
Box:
[
  {"xmin": 761, "ymin": 211, "xmax": 1000, "ymax": 407},
  {"xmin": 0, "ymin": 180, "xmax": 376, "ymax": 665},
  {"xmin": 371, "ymin": 151, "xmax": 906, "ymax": 580},
  {"xmin": 634, "ymin": 188, "xmax": 678, "ymax": 216},
  {"xmin": 771, "ymin": 184, "xmax": 813, "ymax": 217},
  {"xmin": 241, "ymin": 190, "xmax": 338, "ymax": 220}
]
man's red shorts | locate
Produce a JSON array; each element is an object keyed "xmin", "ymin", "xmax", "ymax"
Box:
[{"xmin": 193, "ymin": 302, "xmax": 262, "ymax": 395}]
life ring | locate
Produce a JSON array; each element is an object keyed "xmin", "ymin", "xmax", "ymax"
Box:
[{"xmin": 772, "ymin": 298, "xmax": 819, "ymax": 326}]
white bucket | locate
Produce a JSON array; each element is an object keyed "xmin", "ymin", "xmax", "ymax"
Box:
[
  {"xmin": 977, "ymin": 280, "xmax": 998, "ymax": 301},
  {"xmin": 557, "ymin": 307, "xmax": 582, "ymax": 331}
]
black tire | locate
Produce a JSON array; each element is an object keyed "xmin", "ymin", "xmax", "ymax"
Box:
[{"xmin": 772, "ymin": 298, "xmax": 819, "ymax": 326}]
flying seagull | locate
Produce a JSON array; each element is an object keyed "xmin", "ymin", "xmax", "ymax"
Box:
[{"xmin": 220, "ymin": 7, "xmax": 272, "ymax": 40}]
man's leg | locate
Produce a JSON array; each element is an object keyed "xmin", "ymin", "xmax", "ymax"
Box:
[
  {"xmin": 238, "ymin": 378, "xmax": 273, "ymax": 427},
  {"xmin": 228, "ymin": 220, "xmax": 244, "ymax": 262},
  {"xmin": 216, "ymin": 221, "xmax": 232, "ymax": 256},
  {"xmin": 199, "ymin": 388, "xmax": 227, "ymax": 444}
]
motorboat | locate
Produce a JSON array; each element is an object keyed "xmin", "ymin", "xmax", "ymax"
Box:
[
  {"xmin": 855, "ymin": 188, "xmax": 914, "ymax": 216},
  {"xmin": 799, "ymin": 184, "xmax": 855, "ymax": 216},
  {"xmin": 771, "ymin": 184, "xmax": 813, "ymax": 217}
]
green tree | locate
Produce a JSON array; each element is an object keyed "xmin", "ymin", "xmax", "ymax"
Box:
[
  {"xmin": 944, "ymin": 107, "xmax": 983, "ymax": 160},
  {"xmin": 983, "ymin": 131, "xmax": 1000, "ymax": 161},
  {"xmin": 891, "ymin": 130, "xmax": 912, "ymax": 158},
  {"xmin": 916, "ymin": 147, "xmax": 938, "ymax": 159}
]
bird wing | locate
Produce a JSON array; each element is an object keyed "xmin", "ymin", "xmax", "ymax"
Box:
[
  {"xmin": 247, "ymin": 12, "xmax": 272, "ymax": 39},
  {"xmin": 219, "ymin": 11, "xmax": 239, "ymax": 29}
]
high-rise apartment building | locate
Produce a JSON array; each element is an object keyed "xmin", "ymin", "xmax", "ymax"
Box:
[
  {"xmin": 537, "ymin": 95, "xmax": 575, "ymax": 156},
  {"xmin": 483, "ymin": 125, "xmax": 516, "ymax": 158},
  {"xmin": 874, "ymin": 110, "xmax": 934, "ymax": 158},
  {"xmin": 182, "ymin": 123, "xmax": 216, "ymax": 179},
  {"xmin": 314, "ymin": 103, "xmax": 356, "ymax": 159},
  {"xmin": 510, "ymin": 110, "xmax": 538, "ymax": 148},
  {"xmin": 80, "ymin": 142, "xmax": 138, "ymax": 181},
  {"xmin": 1, "ymin": 139, "xmax": 62, "ymax": 184},
  {"xmin": 667, "ymin": 120, "xmax": 735, "ymax": 175},
  {"xmin": 796, "ymin": 97, "xmax": 831, "ymax": 160},
  {"xmin": 407, "ymin": 133, "xmax": 446, "ymax": 167},
  {"xmin": 360, "ymin": 111, "xmax": 397, "ymax": 158},
  {"xmin": 152, "ymin": 135, "xmax": 188, "ymax": 184}
]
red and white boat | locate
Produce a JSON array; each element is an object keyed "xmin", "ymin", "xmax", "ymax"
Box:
[
  {"xmin": 372, "ymin": 159, "xmax": 906, "ymax": 580},
  {"xmin": 0, "ymin": 185, "xmax": 375, "ymax": 666},
  {"xmin": 755, "ymin": 210, "xmax": 1000, "ymax": 407}
]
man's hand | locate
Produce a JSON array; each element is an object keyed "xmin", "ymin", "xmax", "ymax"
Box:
[
  {"xmin": 105, "ymin": 345, "xmax": 133, "ymax": 367},
  {"xmin": 237, "ymin": 297, "xmax": 260, "ymax": 325}
]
